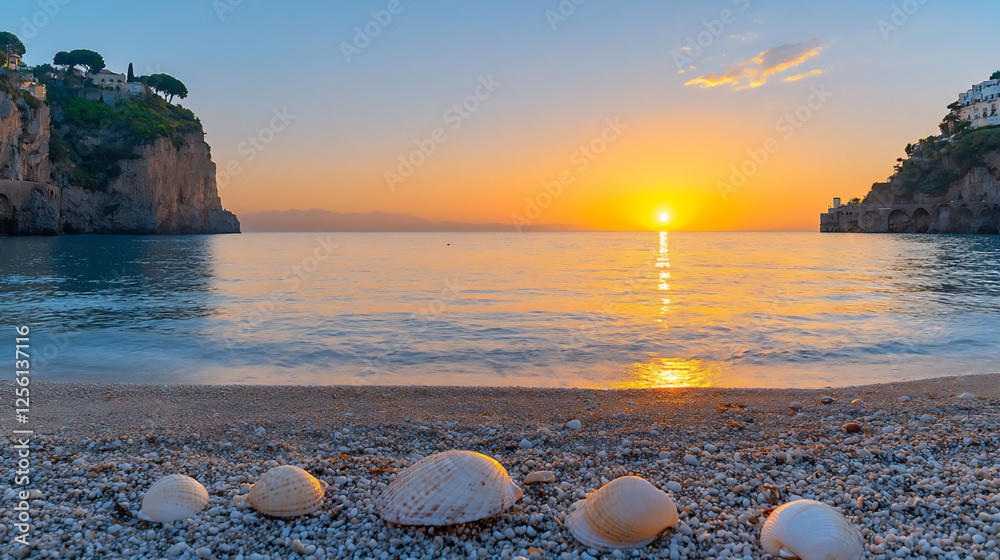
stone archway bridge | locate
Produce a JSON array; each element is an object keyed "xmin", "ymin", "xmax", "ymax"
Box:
[{"xmin": 820, "ymin": 202, "xmax": 999, "ymax": 234}]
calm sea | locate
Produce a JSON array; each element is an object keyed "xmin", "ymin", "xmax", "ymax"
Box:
[{"xmin": 2, "ymin": 232, "xmax": 998, "ymax": 388}]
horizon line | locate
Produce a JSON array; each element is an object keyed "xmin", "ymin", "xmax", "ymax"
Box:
[{"xmin": 238, "ymin": 229, "xmax": 819, "ymax": 233}]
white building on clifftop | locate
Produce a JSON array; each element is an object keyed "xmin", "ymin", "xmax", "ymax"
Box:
[{"xmin": 958, "ymin": 78, "xmax": 1000, "ymax": 128}]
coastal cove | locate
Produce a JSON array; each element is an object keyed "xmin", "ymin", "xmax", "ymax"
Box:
[{"xmin": 3, "ymin": 232, "xmax": 998, "ymax": 389}]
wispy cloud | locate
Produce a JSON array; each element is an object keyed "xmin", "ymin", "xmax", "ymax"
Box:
[
  {"xmin": 783, "ymin": 69, "xmax": 823, "ymax": 82},
  {"xmin": 684, "ymin": 39, "xmax": 823, "ymax": 90}
]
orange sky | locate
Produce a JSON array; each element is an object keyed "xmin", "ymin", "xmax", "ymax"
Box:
[{"xmin": 40, "ymin": 1, "xmax": 983, "ymax": 232}]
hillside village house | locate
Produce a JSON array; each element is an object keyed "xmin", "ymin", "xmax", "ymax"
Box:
[
  {"xmin": 125, "ymin": 81, "xmax": 150, "ymax": 96},
  {"xmin": 89, "ymin": 68, "xmax": 127, "ymax": 91},
  {"xmin": 19, "ymin": 74, "xmax": 46, "ymax": 101},
  {"xmin": 958, "ymin": 78, "xmax": 1000, "ymax": 128},
  {"xmin": 3, "ymin": 50, "xmax": 21, "ymax": 69}
]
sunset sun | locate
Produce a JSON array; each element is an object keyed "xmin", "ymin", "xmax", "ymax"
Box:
[{"xmin": 658, "ymin": 212, "xmax": 670, "ymax": 224}]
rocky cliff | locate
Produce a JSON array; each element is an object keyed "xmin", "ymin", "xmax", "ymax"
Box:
[
  {"xmin": 0, "ymin": 89, "xmax": 239, "ymax": 235},
  {"xmin": 821, "ymin": 125, "xmax": 1000, "ymax": 234},
  {"xmin": 0, "ymin": 90, "xmax": 49, "ymax": 183}
]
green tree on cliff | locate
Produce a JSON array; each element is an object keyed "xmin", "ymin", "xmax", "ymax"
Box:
[
  {"xmin": 53, "ymin": 51, "xmax": 73, "ymax": 71},
  {"xmin": 991, "ymin": 70, "xmax": 1000, "ymax": 80},
  {"xmin": 138, "ymin": 73, "xmax": 188, "ymax": 103},
  {"xmin": 940, "ymin": 112, "xmax": 961, "ymax": 135},
  {"xmin": 0, "ymin": 31, "xmax": 27, "ymax": 56},
  {"xmin": 52, "ymin": 49, "xmax": 106, "ymax": 76},
  {"xmin": 127, "ymin": 63, "xmax": 135, "ymax": 83}
]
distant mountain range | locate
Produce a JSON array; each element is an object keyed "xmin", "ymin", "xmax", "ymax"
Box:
[{"xmin": 240, "ymin": 209, "xmax": 580, "ymax": 232}]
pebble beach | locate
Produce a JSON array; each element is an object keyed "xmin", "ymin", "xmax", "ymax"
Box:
[{"xmin": 1, "ymin": 373, "xmax": 999, "ymax": 560}]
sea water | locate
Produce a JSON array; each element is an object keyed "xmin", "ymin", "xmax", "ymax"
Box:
[{"xmin": 2, "ymin": 232, "xmax": 998, "ymax": 388}]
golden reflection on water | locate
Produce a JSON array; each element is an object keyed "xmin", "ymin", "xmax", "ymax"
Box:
[
  {"xmin": 618, "ymin": 358, "xmax": 714, "ymax": 388},
  {"xmin": 656, "ymin": 231, "xmax": 671, "ymax": 314},
  {"xmin": 622, "ymin": 231, "xmax": 713, "ymax": 388}
]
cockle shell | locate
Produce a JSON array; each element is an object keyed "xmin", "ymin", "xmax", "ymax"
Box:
[
  {"xmin": 137, "ymin": 474, "xmax": 209, "ymax": 522},
  {"xmin": 375, "ymin": 450, "xmax": 523, "ymax": 526},
  {"xmin": 760, "ymin": 499, "xmax": 864, "ymax": 560},
  {"xmin": 233, "ymin": 465, "xmax": 328, "ymax": 518},
  {"xmin": 565, "ymin": 476, "xmax": 679, "ymax": 550}
]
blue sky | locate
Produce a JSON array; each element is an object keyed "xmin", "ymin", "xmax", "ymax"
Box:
[{"xmin": 4, "ymin": 0, "xmax": 999, "ymax": 229}]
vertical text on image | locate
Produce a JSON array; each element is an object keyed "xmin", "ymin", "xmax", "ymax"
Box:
[{"xmin": 11, "ymin": 326, "xmax": 34, "ymax": 547}]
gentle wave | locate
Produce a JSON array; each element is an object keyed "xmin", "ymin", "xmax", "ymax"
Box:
[{"xmin": 1, "ymin": 232, "xmax": 998, "ymax": 388}]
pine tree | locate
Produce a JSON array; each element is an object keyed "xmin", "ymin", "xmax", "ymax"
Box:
[{"xmin": 127, "ymin": 62, "xmax": 135, "ymax": 83}]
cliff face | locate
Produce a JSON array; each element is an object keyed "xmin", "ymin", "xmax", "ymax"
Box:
[
  {"xmin": 822, "ymin": 144, "xmax": 1000, "ymax": 234},
  {"xmin": 0, "ymin": 90, "xmax": 50, "ymax": 182},
  {"xmin": 0, "ymin": 91, "xmax": 239, "ymax": 236},
  {"xmin": 57, "ymin": 132, "xmax": 240, "ymax": 234}
]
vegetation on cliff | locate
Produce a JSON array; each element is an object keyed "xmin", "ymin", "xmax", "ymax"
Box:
[
  {"xmin": 53, "ymin": 49, "xmax": 105, "ymax": 75},
  {"xmin": 6, "ymin": 33, "xmax": 200, "ymax": 192},
  {"xmin": 1, "ymin": 30, "xmax": 202, "ymax": 191},
  {"xmin": 49, "ymin": 88, "xmax": 203, "ymax": 191},
  {"xmin": 885, "ymin": 103, "xmax": 1000, "ymax": 197}
]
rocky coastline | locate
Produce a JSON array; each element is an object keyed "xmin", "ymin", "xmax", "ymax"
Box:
[{"xmin": 0, "ymin": 88, "xmax": 239, "ymax": 236}]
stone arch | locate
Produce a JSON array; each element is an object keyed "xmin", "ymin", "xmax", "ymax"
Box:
[
  {"xmin": 888, "ymin": 209, "xmax": 911, "ymax": 233},
  {"xmin": 911, "ymin": 207, "xmax": 933, "ymax": 233},
  {"xmin": 0, "ymin": 194, "xmax": 14, "ymax": 233},
  {"xmin": 975, "ymin": 207, "xmax": 996, "ymax": 234},
  {"xmin": 862, "ymin": 211, "xmax": 882, "ymax": 231},
  {"xmin": 956, "ymin": 206, "xmax": 974, "ymax": 234},
  {"xmin": 935, "ymin": 205, "xmax": 953, "ymax": 232}
]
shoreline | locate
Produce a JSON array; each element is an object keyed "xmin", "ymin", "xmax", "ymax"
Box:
[{"xmin": 1, "ymin": 374, "xmax": 998, "ymax": 558}]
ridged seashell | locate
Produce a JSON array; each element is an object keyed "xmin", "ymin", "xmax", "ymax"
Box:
[
  {"xmin": 565, "ymin": 476, "xmax": 678, "ymax": 550},
  {"xmin": 375, "ymin": 450, "xmax": 522, "ymax": 526},
  {"xmin": 137, "ymin": 474, "xmax": 209, "ymax": 522},
  {"xmin": 523, "ymin": 470, "xmax": 556, "ymax": 484},
  {"xmin": 233, "ymin": 465, "xmax": 328, "ymax": 518},
  {"xmin": 760, "ymin": 499, "xmax": 864, "ymax": 560}
]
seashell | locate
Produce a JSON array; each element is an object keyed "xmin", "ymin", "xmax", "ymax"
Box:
[
  {"xmin": 565, "ymin": 476, "xmax": 678, "ymax": 550},
  {"xmin": 233, "ymin": 465, "xmax": 328, "ymax": 518},
  {"xmin": 137, "ymin": 474, "xmax": 209, "ymax": 522},
  {"xmin": 760, "ymin": 499, "xmax": 864, "ymax": 560},
  {"xmin": 375, "ymin": 450, "xmax": 522, "ymax": 526},
  {"xmin": 523, "ymin": 470, "xmax": 555, "ymax": 484}
]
